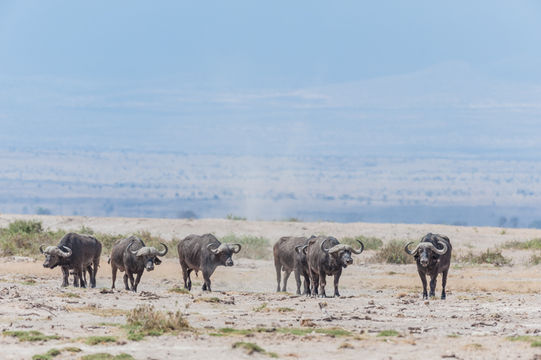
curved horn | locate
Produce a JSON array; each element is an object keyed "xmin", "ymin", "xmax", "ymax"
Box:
[
  {"xmin": 295, "ymin": 244, "xmax": 307, "ymax": 254},
  {"xmin": 39, "ymin": 244, "xmax": 46, "ymax": 254},
  {"xmin": 405, "ymin": 242, "xmax": 421, "ymax": 255},
  {"xmin": 429, "ymin": 240, "xmax": 448, "ymax": 255},
  {"xmin": 320, "ymin": 238, "xmax": 331, "ymax": 253},
  {"xmin": 157, "ymin": 243, "xmax": 168, "ymax": 257},
  {"xmin": 230, "ymin": 243, "xmax": 242, "ymax": 254},
  {"xmin": 59, "ymin": 246, "xmax": 72, "ymax": 258},
  {"xmin": 207, "ymin": 243, "xmax": 220, "ymax": 254},
  {"xmin": 128, "ymin": 240, "xmax": 139, "ymax": 255},
  {"xmin": 351, "ymin": 239, "xmax": 364, "ymax": 254}
]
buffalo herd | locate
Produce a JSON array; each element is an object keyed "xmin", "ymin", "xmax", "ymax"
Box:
[{"xmin": 40, "ymin": 231, "xmax": 451, "ymax": 299}]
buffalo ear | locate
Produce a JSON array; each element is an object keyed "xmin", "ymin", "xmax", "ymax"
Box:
[{"xmin": 154, "ymin": 257, "xmax": 162, "ymax": 265}]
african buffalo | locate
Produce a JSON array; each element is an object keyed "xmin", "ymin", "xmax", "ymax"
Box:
[
  {"xmin": 177, "ymin": 234, "xmax": 241, "ymax": 292},
  {"xmin": 40, "ymin": 232, "xmax": 102, "ymax": 288},
  {"xmin": 109, "ymin": 236, "xmax": 168, "ymax": 292},
  {"xmin": 306, "ymin": 236, "xmax": 364, "ymax": 297},
  {"xmin": 273, "ymin": 236, "xmax": 313, "ymax": 294},
  {"xmin": 405, "ymin": 233, "xmax": 452, "ymax": 299}
]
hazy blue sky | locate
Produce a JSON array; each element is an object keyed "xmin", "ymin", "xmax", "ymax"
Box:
[{"xmin": 1, "ymin": 1, "xmax": 541, "ymax": 157}]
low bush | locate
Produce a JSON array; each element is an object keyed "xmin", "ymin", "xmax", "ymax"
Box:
[
  {"xmin": 220, "ymin": 234, "xmax": 272, "ymax": 260},
  {"xmin": 371, "ymin": 240, "xmax": 414, "ymax": 264},
  {"xmin": 341, "ymin": 236, "xmax": 383, "ymax": 250},
  {"xmin": 125, "ymin": 304, "xmax": 190, "ymax": 341},
  {"xmin": 458, "ymin": 249, "xmax": 511, "ymax": 266}
]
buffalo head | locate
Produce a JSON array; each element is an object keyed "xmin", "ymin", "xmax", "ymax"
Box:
[
  {"xmin": 128, "ymin": 241, "xmax": 168, "ymax": 271},
  {"xmin": 321, "ymin": 239, "xmax": 364, "ymax": 268},
  {"xmin": 405, "ymin": 239, "xmax": 448, "ymax": 267},
  {"xmin": 40, "ymin": 244, "xmax": 72, "ymax": 268},
  {"xmin": 207, "ymin": 243, "xmax": 241, "ymax": 266}
]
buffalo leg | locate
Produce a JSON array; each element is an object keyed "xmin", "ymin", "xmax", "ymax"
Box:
[
  {"xmin": 418, "ymin": 270, "xmax": 428, "ymax": 299},
  {"xmin": 61, "ymin": 266, "xmax": 69, "ymax": 287},
  {"xmin": 274, "ymin": 260, "xmax": 282, "ymax": 292},
  {"xmin": 333, "ymin": 270, "xmax": 342, "ymax": 297},
  {"xmin": 133, "ymin": 271, "xmax": 143, "ymax": 292},
  {"xmin": 186, "ymin": 269, "xmax": 193, "ymax": 290},
  {"xmin": 319, "ymin": 274, "xmax": 327, "ymax": 298},
  {"xmin": 282, "ymin": 270, "xmax": 291, "ymax": 292},
  {"xmin": 202, "ymin": 270, "xmax": 212, "ymax": 292},
  {"xmin": 127, "ymin": 272, "xmax": 136, "ymax": 291},
  {"xmin": 78, "ymin": 267, "xmax": 86, "ymax": 288},
  {"xmin": 303, "ymin": 272, "xmax": 311, "ymax": 295},
  {"xmin": 111, "ymin": 265, "xmax": 118, "ymax": 289},
  {"xmin": 294, "ymin": 268, "xmax": 302, "ymax": 295},
  {"xmin": 123, "ymin": 273, "xmax": 131, "ymax": 291},
  {"xmin": 91, "ymin": 258, "xmax": 99, "ymax": 288},
  {"xmin": 429, "ymin": 272, "xmax": 438, "ymax": 298},
  {"xmin": 441, "ymin": 269, "xmax": 448, "ymax": 300},
  {"xmin": 181, "ymin": 264, "xmax": 192, "ymax": 290},
  {"xmin": 309, "ymin": 271, "xmax": 319, "ymax": 297}
]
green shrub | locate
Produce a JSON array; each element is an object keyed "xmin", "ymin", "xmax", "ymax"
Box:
[
  {"xmin": 371, "ymin": 240, "xmax": 414, "ymax": 264},
  {"xmin": 503, "ymin": 238, "xmax": 541, "ymax": 250},
  {"xmin": 2, "ymin": 330, "xmax": 59, "ymax": 342},
  {"xmin": 125, "ymin": 304, "xmax": 190, "ymax": 341},
  {"xmin": 85, "ymin": 336, "xmax": 117, "ymax": 345},
  {"xmin": 8, "ymin": 220, "xmax": 43, "ymax": 234},
  {"xmin": 530, "ymin": 253, "xmax": 541, "ymax": 265},
  {"xmin": 459, "ymin": 249, "xmax": 511, "ymax": 266},
  {"xmin": 220, "ymin": 234, "xmax": 272, "ymax": 260},
  {"xmin": 341, "ymin": 236, "xmax": 383, "ymax": 250}
]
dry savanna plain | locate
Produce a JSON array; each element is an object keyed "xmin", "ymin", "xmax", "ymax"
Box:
[{"xmin": 2, "ymin": 214, "xmax": 541, "ymax": 359}]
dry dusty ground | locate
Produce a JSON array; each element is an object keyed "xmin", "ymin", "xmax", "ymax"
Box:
[{"xmin": 2, "ymin": 214, "xmax": 541, "ymax": 359}]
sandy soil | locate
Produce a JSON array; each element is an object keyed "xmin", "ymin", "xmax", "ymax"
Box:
[{"xmin": 2, "ymin": 214, "xmax": 541, "ymax": 359}]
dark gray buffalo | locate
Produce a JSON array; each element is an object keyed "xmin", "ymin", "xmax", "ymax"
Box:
[
  {"xmin": 177, "ymin": 234, "xmax": 241, "ymax": 292},
  {"xmin": 405, "ymin": 233, "xmax": 452, "ymax": 299},
  {"xmin": 40, "ymin": 233, "xmax": 102, "ymax": 288},
  {"xmin": 109, "ymin": 236, "xmax": 168, "ymax": 292},
  {"xmin": 273, "ymin": 236, "xmax": 313, "ymax": 294},
  {"xmin": 306, "ymin": 236, "xmax": 364, "ymax": 297}
]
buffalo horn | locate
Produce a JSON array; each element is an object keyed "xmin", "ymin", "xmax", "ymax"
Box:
[
  {"xmin": 59, "ymin": 246, "xmax": 72, "ymax": 258},
  {"xmin": 157, "ymin": 243, "xmax": 168, "ymax": 257},
  {"xmin": 351, "ymin": 239, "xmax": 364, "ymax": 254}
]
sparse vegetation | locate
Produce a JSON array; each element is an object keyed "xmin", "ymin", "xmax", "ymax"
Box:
[
  {"xmin": 458, "ymin": 249, "xmax": 512, "ymax": 266},
  {"xmin": 168, "ymin": 286, "xmax": 190, "ymax": 295},
  {"xmin": 508, "ymin": 335, "xmax": 541, "ymax": 347},
  {"xmin": 341, "ymin": 235, "xmax": 383, "ymax": 250},
  {"xmin": 0, "ymin": 220, "xmax": 177, "ymax": 258},
  {"xmin": 194, "ymin": 296, "xmax": 222, "ymax": 303},
  {"xmin": 226, "ymin": 214, "xmax": 247, "ymax": 221},
  {"xmin": 125, "ymin": 304, "xmax": 190, "ymax": 341},
  {"xmin": 2, "ymin": 330, "xmax": 60, "ymax": 342},
  {"xmin": 59, "ymin": 292, "xmax": 80, "ymax": 298},
  {"xmin": 0, "ymin": 220, "xmax": 66, "ymax": 257},
  {"xmin": 80, "ymin": 354, "xmax": 134, "ymax": 360},
  {"xmin": 371, "ymin": 240, "xmax": 414, "ymax": 264},
  {"xmin": 66, "ymin": 305, "xmax": 127, "ymax": 317},
  {"xmin": 85, "ymin": 336, "xmax": 117, "ymax": 345},
  {"xmin": 253, "ymin": 303, "xmax": 268, "ymax": 312},
  {"xmin": 377, "ymin": 330, "xmax": 400, "ymax": 337},
  {"xmin": 530, "ymin": 253, "xmax": 541, "ymax": 265},
  {"xmin": 32, "ymin": 348, "xmax": 61, "ymax": 360},
  {"xmin": 220, "ymin": 234, "xmax": 272, "ymax": 260},
  {"xmin": 232, "ymin": 342, "xmax": 278, "ymax": 357},
  {"xmin": 503, "ymin": 238, "xmax": 541, "ymax": 250}
]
